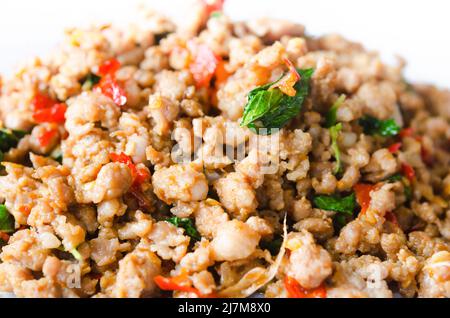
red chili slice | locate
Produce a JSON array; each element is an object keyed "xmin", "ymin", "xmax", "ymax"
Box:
[
  {"xmin": 95, "ymin": 75, "xmax": 127, "ymax": 106},
  {"xmin": 399, "ymin": 127, "xmax": 414, "ymax": 138},
  {"xmin": 284, "ymin": 276, "xmax": 327, "ymax": 298},
  {"xmin": 401, "ymin": 163, "xmax": 416, "ymax": 182},
  {"xmin": 201, "ymin": 0, "xmax": 225, "ymax": 16},
  {"xmin": 109, "ymin": 152, "xmax": 150, "ymax": 187},
  {"xmin": 188, "ymin": 42, "xmax": 221, "ymax": 88},
  {"xmin": 154, "ymin": 275, "xmax": 217, "ymax": 298},
  {"xmin": 33, "ymin": 103, "xmax": 67, "ymax": 124},
  {"xmin": 388, "ymin": 142, "xmax": 402, "ymax": 153},
  {"xmin": 32, "ymin": 93, "xmax": 58, "ymax": 110},
  {"xmin": 37, "ymin": 127, "xmax": 58, "ymax": 148},
  {"xmin": 98, "ymin": 58, "xmax": 121, "ymax": 77},
  {"xmin": 354, "ymin": 183, "xmax": 375, "ymax": 215}
]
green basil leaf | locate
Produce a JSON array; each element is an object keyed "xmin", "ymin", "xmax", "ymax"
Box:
[
  {"xmin": 313, "ymin": 193, "xmax": 356, "ymax": 215},
  {"xmin": 241, "ymin": 68, "xmax": 313, "ymax": 134},
  {"xmin": 81, "ymin": 73, "xmax": 101, "ymax": 91},
  {"xmin": 166, "ymin": 217, "xmax": 201, "ymax": 241},
  {"xmin": 404, "ymin": 185, "xmax": 412, "ymax": 202},
  {"xmin": 330, "ymin": 123, "xmax": 343, "ymax": 175},
  {"xmin": 260, "ymin": 237, "xmax": 282, "ymax": 255},
  {"xmin": 386, "ymin": 174, "xmax": 403, "ymax": 183},
  {"xmin": 50, "ymin": 147, "xmax": 63, "ymax": 164},
  {"xmin": 385, "ymin": 174, "xmax": 412, "ymax": 202},
  {"xmin": 325, "ymin": 94, "xmax": 346, "ymax": 128},
  {"xmin": 0, "ymin": 129, "xmax": 27, "ymax": 152},
  {"xmin": 0, "ymin": 205, "xmax": 15, "ymax": 233},
  {"xmin": 359, "ymin": 116, "xmax": 400, "ymax": 137},
  {"xmin": 57, "ymin": 245, "xmax": 82, "ymax": 261}
]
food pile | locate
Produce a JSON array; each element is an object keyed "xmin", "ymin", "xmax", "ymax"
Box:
[{"xmin": 0, "ymin": 0, "xmax": 449, "ymax": 298}]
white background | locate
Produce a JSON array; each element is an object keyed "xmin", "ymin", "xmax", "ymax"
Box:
[{"xmin": 0, "ymin": 0, "xmax": 449, "ymax": 88}]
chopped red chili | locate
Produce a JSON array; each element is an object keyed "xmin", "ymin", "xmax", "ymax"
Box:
[
  {"xmin": 201, "ymin": 0, "xmax": 225, "ymax": 16},
  {"xmin": 354, "ymin": 183, "xmax": 375, "ymax": 215},
  {"xmin": 154, "ymin": 275, "xmax": 217, "ymax": 298},
  {"xmin": 188, "ymin": 42, "xmax": 221, "ymax": 88},
  {"xmin": 399, "ymin": 127, "xmax": 414, "ymax": 138},
  {"xmin": 37, "ymin": 127, "xmax": 58, "ymax": 148},
  {"xmin": 388, "ymin": 142, "xmax": 402, "ymax": 153},
  {"xmin": 33, "ymin": 103, "xmax": 67, "ymax": 124},
  {"xmin": 109, "ymin": 152, "xmax": 149, "ymax": 187},
  {"xmin": 401, "ymin": 163, "xmax": 416, "ymax": 182},
  {"xmin": 32, "ymin": 93, "xmax": 58, "ymax": 110},
  {"xmin": 98, "ymin": 58, "xmax": 121, "ymax": 77},
  {"xmin": 95, "ymin": 75, "xmax": 127, "ymax": 106},
  {"xmin": 284, "ymin": 276, "xmax": 327, "ymax": 298}
]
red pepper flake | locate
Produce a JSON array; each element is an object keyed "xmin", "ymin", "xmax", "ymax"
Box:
[
  {"xmin": 98, "ymin": 58, "xmax": 121, "ymax": 77},
  {"xmin": 32, "ymin": 92, "xmax": 67, "ymax": 124},
  {"xmin": 399, "ymin": 127, "xmax": 414, "ymax": 138},
  {"xmin": 95, "ymin": 75, "xmax": 127, "ymax": 106},
  {"xmin": 201, "ymin": 0, "xmax": 225, "ymax": 16},
  {"xmin": 401, "ymin": 163, "xmax": 416, "ymax": 182},
  {"xmin": 154, "ymin": 275, "xmax": 217, "ymax": 298},
  {"xmin": 388, "ymin": 142, "xmax": 402, "ymax": 154},
  {"xmin": 109, "ymin": 152, "xmax": 150, "ymax": 187},
  {"xmin": 37, "ymin": 127, "xmax": 58, "ymax": 148},
  {"xmin": 284, "ymin": 276, "xmax": 327, "ymax": 298},
  {"xmin": 385, "ymin": 211, "xmax": 399, "ymax": 226},
  {"xmin": 134, "ymin": 168, "xmax": 151, "ymax": 187},
  {"xmin": 33, "ymin": 103, "xmax": 67, "ymax": 124},
  {"xmin": 354, "ymin": 183, "xmax": 375, "ymax": 215},
  {"xmin": 188, "ymin": 42, "xmax": 221, "ymax": 88},
  {"xmin": 32, "ymin": 93, "xmax": 58, "ymax": 110},
  {"xmin": 110, "ymin": 152, "xmax": 137, "ymax": 177}
]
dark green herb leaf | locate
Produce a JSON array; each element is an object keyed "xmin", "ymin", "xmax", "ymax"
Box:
[
  {"xmin": 325, "ymin": 95, "xmax": 346, "ymax": 128},
  {"xmin": 335, "ymin": 214, "xmax": 349, "ymax": 227},
  {"xmin": 385, "ymin": 174, "xmax": 412, "ymax": 202},
  {"xmin": 0, "ymin": 129, "xmax": 27, "ymax": 152},
  {"xmin": 386, "ymin": 174, "xmax": 403, "ymax": 183},
  {"xmin": 0, "ymin": 205, "xmax": 15, "ymax": 233},
  {"xmin": 404, "ymin": 185, "xmax": 412, "ymax": 202},
  {"xmin": 57, "ymin": 245, "xmax": 82, "ymax": 261},
  {"xmin": 50, "ymin": 147, "xmax": 63, "ymax": 164},
  {"xmin": 166, "ymin": 217, "xmax": 201, "ymax": 241},
  {"xmin": 241, "ymin": 69, "xmax": 314, "ymax": 135},
  {"xmin": 359, "ymin": 116, "xmax": 400, "ymax": 137},
  {"xmin": 330, "ymin": 123, "xmax": 343, "ymax": 175},
  {"xmin": 260, "ymin": 237, "xmax": 282, "ymax": 255},
  {"xmin": 313, "ymin": 193, "xmax": 356, "ymax": 215},
  {"xmin": 81, "ymin": 73, "xmax": 101, "ymax": 91}
]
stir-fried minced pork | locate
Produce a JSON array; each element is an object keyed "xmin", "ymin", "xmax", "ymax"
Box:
[{"xmin": 0, "ymin": 0, "xmax": 449, "ymax": 298}]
